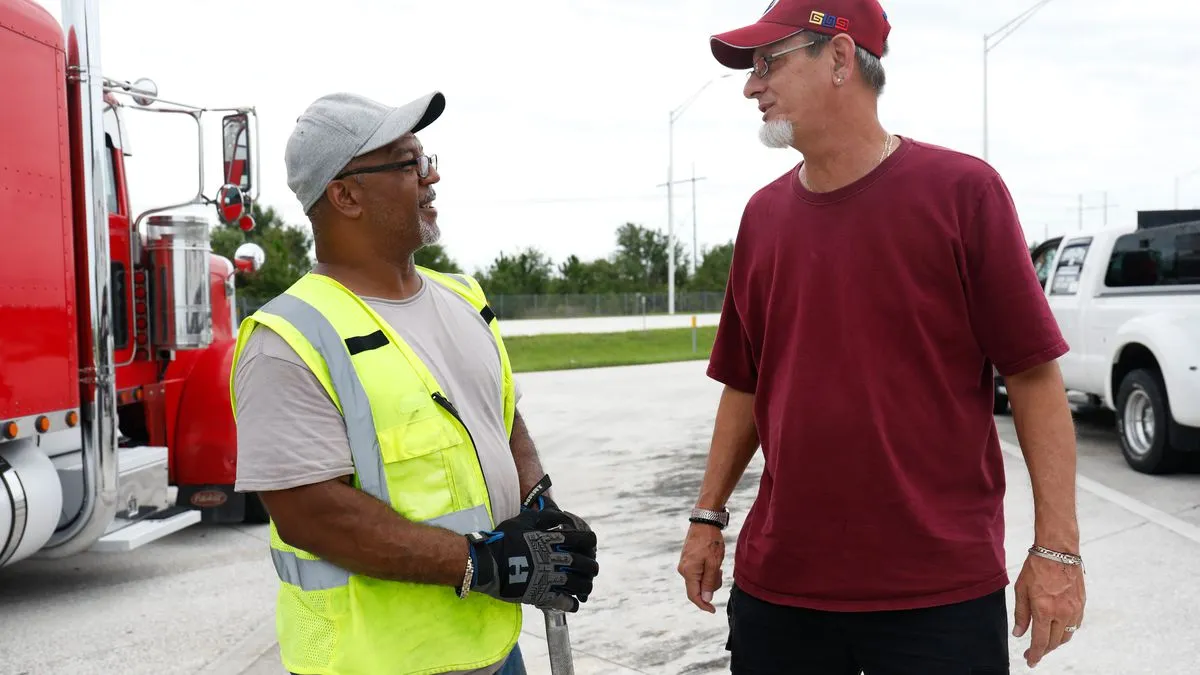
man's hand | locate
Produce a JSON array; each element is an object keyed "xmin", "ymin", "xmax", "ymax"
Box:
[
  {"xmin": 467, "ymin": 509, "xmax": 599, "ymax": 612},
  {"xmin": 1012, "ymin": 554, "xmax": 1086, "ymax": 668},
  {"xmin": 528, "ymin": 494, "xmax": 592, "ymax": 534},
  {"xmin": 520, "ymin": 474, "xmax": 593, "ymax": 556},
  {"xmin": 677, "ymin": 522, "xmax": 726, "ymax": 613}
]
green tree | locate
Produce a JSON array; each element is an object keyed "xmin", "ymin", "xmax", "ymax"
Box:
[
  {"xmin": 477, "ymin": 246, "xmax": 554, "ymax": 295},
  {"xmin": 413, "ymin": 242, "xmax": 463, "ymax": 273},
  {"xmin": 612, "ymin": 222, "xmax": 690, "ymax": 291},
  {"xmin": 554, "ymin": 254, "xmax": 590, "ymax": 294},
  {"xmin": 210, "ymin": 203, "xmax": 313, "ymax": 306},
  {"xmin": 689, "ymin": 241, "xmax": 734, "ymax": 292}
]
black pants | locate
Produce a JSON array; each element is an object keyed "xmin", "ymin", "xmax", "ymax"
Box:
[{"xmin": 726, "ymin": 584, "xmax": 1010, "ymax": 675}]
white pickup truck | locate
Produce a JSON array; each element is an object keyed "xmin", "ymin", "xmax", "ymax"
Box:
[{"xmin": 994, "ymin": 213, "xmax": 1200, "ymax": 474}]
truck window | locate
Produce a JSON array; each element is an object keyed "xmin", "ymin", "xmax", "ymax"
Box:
[
  {"xmin": 1172, "ymin": 228, "xmax": 1200, "ymax": 285},
  {"xmin": 1050, "ymin": 241, "xmax": 1090, "ymax": 295},
  {"xmin": 101, "ymin": 133, "xmax": 119, "ymax": 215},
  {"xmin": 1105, "ymin": 223, "xmax": 1200, "ymax": 287},
  {"xmin": 111, "ymin": 262, "xmax": 129, "ymax": 349},
  {"xmin": 1032, "ymin": 242, "xmax": 1060, "ymax": 288}
]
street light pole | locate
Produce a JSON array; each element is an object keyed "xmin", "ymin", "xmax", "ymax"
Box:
[
  {"xmin": 983, "ymin": 0, "xmax": 1056, "ymax": 162},
  {"xmin": 1175, "ymin": 166, "xmax": 1200, "ymax": 208},
  {"xmin": 666, "ymin": 73, "xmax": 735, "ymax": 314},
  {"xmin": 667, "ymin": 109, "xmax": 675, "ymax": 314}
]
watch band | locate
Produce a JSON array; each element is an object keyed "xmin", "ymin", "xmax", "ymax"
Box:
[{"xmin": 689, "ymin": 506, "xmax": 729, "ymax": 530}]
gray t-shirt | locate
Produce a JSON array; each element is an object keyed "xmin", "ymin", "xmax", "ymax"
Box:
[{"xmin": 232, "ymin": 272, "xmax": 522, "ymax": 524}]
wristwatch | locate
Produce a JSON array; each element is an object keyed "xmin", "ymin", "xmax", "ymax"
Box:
[{"xmin": 689, "ymin": 506, "xmax": 730, "ymax": 530}]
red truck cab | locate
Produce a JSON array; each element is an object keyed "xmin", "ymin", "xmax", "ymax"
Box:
[{"xmin": 1, "ymin": 0, "xmax": 265, "ymax": 569}]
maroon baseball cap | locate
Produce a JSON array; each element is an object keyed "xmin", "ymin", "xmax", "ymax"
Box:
[{"xmin": 710, "ymin": 0, "xmax": 891, "ymax": 69}]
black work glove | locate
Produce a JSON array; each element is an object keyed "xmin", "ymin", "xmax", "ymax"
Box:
[
  {"xmin": 520, "ymin": 475, "xmax": 594, "ymax": 549},
  {"xmin": 465, "ymin": 508, "xmax": 599, "ymax": 612}
]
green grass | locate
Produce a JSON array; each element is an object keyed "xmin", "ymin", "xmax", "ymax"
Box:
[{"xmin": 504, "ymin": 326, "xmax": 718, "ymax": 373}]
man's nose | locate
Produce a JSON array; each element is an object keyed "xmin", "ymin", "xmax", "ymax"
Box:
[{"xmin": 744, "ymin": 74, "xmax": 765, "ymax": 99}]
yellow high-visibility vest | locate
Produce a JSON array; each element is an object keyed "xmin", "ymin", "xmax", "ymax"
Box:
[{"xmin": 229, "ymin": 268, "xmax": 521, "ymax": 675}]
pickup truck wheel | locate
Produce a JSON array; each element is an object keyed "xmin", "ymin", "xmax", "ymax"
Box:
[{"xmin": 1116, "ymin": 369, "xmax": 1182, "ymax": 474}]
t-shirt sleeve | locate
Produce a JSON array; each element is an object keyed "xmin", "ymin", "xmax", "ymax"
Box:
[
  {"xmin": 962, "ymin": 171, "xmax": 1069, "ymax": 376},
  {"xmin": 706, "ymin": 226, "xmax": 758, "ymax": 394},
  {"xmin": 232, "ymin": 324, "xmax": 355, "ymax": 492}
]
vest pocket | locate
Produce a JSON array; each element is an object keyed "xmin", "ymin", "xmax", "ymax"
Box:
[{"xmin": 375, "ymin": 393, "xmax": 465, "ymax": 523}]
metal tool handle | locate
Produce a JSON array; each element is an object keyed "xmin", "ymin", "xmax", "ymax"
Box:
[{"xmin": 543, "ymin": 608, "xmax": 575, "ymax": 675}]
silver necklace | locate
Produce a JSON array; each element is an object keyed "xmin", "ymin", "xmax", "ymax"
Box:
[{"xmin": 800, "ymin": 133, "xmax": 893, "ymax": 191}]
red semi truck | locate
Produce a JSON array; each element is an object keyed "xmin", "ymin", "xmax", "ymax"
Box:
[{"xmin": 1, "ymin": 0, "xmax": 269, "ymax": 568}]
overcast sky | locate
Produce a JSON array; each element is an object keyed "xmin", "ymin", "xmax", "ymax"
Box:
[{"xmin": 31, "ymin": 0, "xmax": 1200, "ymax": 274}]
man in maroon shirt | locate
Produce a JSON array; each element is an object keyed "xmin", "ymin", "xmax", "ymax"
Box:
[{"xmin": 676, "ymin": 1, "xmax": 1087, "ymax": 672}]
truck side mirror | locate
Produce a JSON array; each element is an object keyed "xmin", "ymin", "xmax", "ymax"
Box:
[
  {"xmin": 216, "ymin": 184, "xmax": 245, "ymax": 225},
  {"xmin": 234, "ymin": 242, "xmax": 267, "ymax": 274},
  {"xmin": 222, "ymin": 113, "xmax": 252, "ymax": 194}
]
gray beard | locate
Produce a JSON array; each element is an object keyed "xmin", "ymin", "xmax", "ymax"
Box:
[
  {"xmin": 759, "ymin": 119, "xmax": 794, "ymax": 149},
  {"xmin": 418, "ymin": 216, "xmax": 440, "ymax": 247}
]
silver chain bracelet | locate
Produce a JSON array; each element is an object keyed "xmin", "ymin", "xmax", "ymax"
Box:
[
  {"xmin": 1029, "ymin": 545, "xmax": 1085, "ymax": 573},
  {"xmin": 457, "ymin": 548, "xmax": 474, "ymax": 599}
]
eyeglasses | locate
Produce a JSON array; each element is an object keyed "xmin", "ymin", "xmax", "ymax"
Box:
[
  {"xmin": 750, "ymin": 40, "xmax": 815, "ymax": 79},
  {"xmin": 334, "ymin": 154, "xmax": 437, "ymax": 181}
]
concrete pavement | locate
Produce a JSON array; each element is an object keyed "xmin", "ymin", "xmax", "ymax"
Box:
[{"xmin": 1, "ymin": 360, "xmax": 1198, "ymax": 674}]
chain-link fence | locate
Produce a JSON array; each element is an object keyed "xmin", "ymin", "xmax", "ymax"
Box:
[
  {"xmin": 237, "ymin": 291, "xmax": 725, "ymax": 321},
  {"xmin": 485, "ymin": 292, "xmax": 725, "ymax": 320}
]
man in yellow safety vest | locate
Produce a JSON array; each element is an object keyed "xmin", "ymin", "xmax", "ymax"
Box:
[{"xmin": 229, "ymin": 90, "xmax": 598, "ymax": 675}]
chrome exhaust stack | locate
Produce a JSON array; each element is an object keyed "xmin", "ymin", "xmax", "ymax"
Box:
[{"xmin": 40, "ymin": 0, "xmax": 120, "ymax": 557}]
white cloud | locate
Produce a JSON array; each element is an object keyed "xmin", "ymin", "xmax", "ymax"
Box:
[{"xmin": 30, "ymin": 0, "xmax": 1200, "ymax": 273}]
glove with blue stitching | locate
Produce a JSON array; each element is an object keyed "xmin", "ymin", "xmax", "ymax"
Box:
[{"xmin": 465, "ymin": 507, "xmax": 598, "ymax": 612}]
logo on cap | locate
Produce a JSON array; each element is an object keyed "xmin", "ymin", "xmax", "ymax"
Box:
[{"xmin": 810, "ymin": 10, "xmax": 851, "ymax": 31}]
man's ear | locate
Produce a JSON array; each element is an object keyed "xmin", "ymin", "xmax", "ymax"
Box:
[
  {"xmin": 830, "ymin": 34, "xmax": 857, "ymax": 84},
  {"xmin": 325, "ymin": 179, "xmax": 364, "ymax": 219}
]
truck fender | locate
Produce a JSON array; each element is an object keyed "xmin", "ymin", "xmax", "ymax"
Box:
[
  {"xmin": 169, "ymin": 339, "xmax": 240, "ymax": 487},
  {"xmin": 1109, "ymin": 312, "xmax": 1200, "ymax": 428}
]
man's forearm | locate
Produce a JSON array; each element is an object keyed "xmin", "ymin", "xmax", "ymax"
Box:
[
  {"xmin": 695, "ymin": 385, "xmax": 760, "ymax": 510},
  {"xmin": 1005, "ymin": 361, "xmax": 1081, "ymax": 552},
  {"xmin": 261, "ymin": 479, "xmax": 469, "ymax": 588},
  {"xmin": 509, "ymin": 409, "xmax": 549, "ymax": 498}
]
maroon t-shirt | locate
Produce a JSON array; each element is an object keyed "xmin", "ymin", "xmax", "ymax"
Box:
[{"xmin": 708, "ymin": 136, "xmax": 1068, "ymax": 612}]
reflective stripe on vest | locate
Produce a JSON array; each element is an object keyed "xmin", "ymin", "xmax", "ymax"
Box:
[
  {"xmin": 257, "ymin": 293, "xmax": 496, "ymax": 593},
  {"xmin": 260, "ymin": 294, "xmax": 390, "ymax": 503}
]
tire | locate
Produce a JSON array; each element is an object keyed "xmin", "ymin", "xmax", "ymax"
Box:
[
  {"xmin": 244, "ymin": 492, "xmax": 271, "ymax": 524},
  {"xmin": 1115, "ymin": 368, "xmax": 1183, "ymax": 474}
]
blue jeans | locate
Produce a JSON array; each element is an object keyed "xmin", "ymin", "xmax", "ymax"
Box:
[{"xmin": 495, "ymin": 643, "xmax": 526, "ymax": 675}]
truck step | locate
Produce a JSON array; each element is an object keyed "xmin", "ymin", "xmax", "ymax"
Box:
[
  {"xmin": 55, "ymin": 445, "xmax": 199, "ymax": 552},
  {"xmin": 90, "ymin": 507, "xmax": 201, "ymax": 553}
]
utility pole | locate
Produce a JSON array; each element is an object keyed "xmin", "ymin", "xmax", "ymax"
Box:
[
  {"xmin": 664, "ymin": 73, "xmax": 735, "ymax": 314},
  {"xmin": 657, "ymin": 169, "xmax": 707, "ymax": 279},
  {"xmin": 1074, "ymin": 192, "xmax": 1120, "ymax": 231},
  {"xmin": 692, "ymin": 163, "xmax": 699, "ymax": 277}
]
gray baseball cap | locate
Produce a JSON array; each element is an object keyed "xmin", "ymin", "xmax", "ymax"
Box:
[{"xmin": 284, "ymin": 91, "xmax": 445, "ymax": 213}]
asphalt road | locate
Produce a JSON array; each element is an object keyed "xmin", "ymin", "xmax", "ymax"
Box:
[{"xmin": 1, "ymin": 361, "xmax": 1197, "ymax": 675}]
